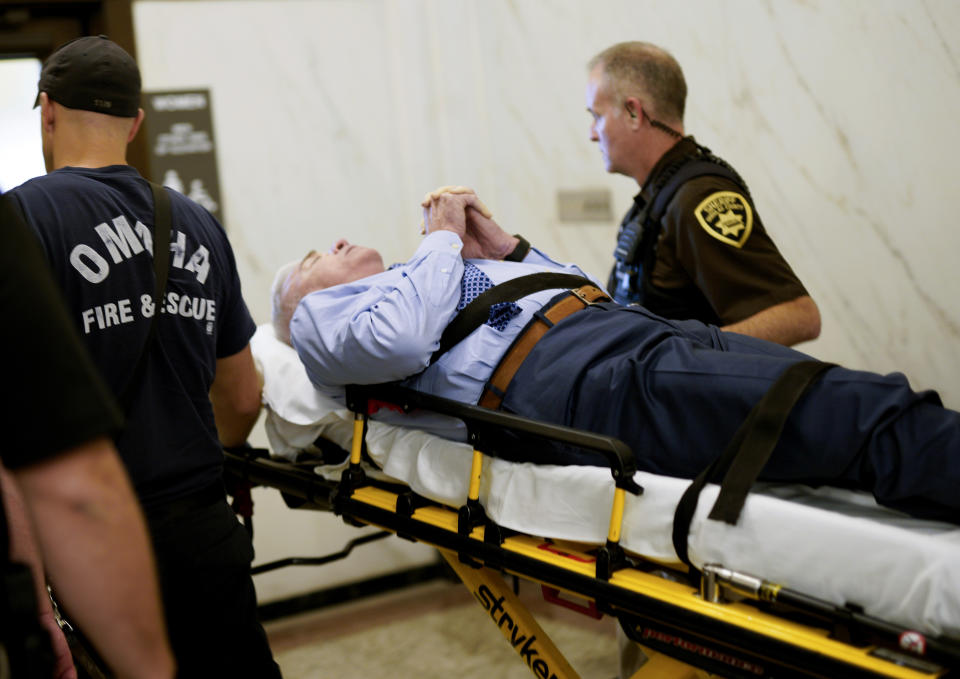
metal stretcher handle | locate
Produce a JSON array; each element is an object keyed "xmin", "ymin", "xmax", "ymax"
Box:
[
  {"xmin": 345, "ymin": 383, "xmax": 642, "ymax": 494},
  {"xmin": 699, "ymin": 564, "xmax": 960, "ymax": 668}
]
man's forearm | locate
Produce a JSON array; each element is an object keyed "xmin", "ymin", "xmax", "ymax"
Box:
[
  {"xmin": 0, "ymin": 466, "xmax": 53, "ymax": 617},
  {"xmin": 14, "ymin": 439, "xmax": 175, "ymax": 679},
  {"xmin": 0, "ymin": 466, "xmax": 78, "ymax": 679},
  {"xmin": 721, "ymin": 295, "xmax": 821, "ymax": 346},
  {"xmin": 210, "ymin": 344, "xmax": 262, "ymax": 447}
]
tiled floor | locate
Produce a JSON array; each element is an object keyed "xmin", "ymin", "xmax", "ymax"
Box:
[{"xmin": 264, "ymin": 577, "xmax": 619, "ymax": 678}]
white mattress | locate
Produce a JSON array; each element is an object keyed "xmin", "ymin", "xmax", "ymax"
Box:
[{"xmin": 251, "ymin": 324, "xmax": 960, "ymax": 639}]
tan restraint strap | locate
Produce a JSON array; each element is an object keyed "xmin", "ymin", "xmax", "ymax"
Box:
[{"xmin": 478, "ymin": 284, "xmax": 609, "ymax": 410}]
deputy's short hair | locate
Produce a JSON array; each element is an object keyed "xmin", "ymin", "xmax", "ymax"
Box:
[{"xmin": 589, "ymin": 41, "xmax": 686, "ymax": 124}]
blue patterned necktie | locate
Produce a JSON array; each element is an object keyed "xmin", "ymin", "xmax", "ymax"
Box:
[{"xmin": 458, "ymin": 262, "xmax": 521, "ymax": 331}]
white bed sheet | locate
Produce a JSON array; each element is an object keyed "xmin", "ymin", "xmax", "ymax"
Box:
[{"xmin": 251, "ymin": 325, "xmax": 960, "ymax": 638}]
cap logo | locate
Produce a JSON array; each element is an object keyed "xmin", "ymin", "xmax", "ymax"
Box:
[
  {"xmin": 93, "ymin": 99, "xmax": 112, "ymax": 109},
  {"xmin": 694, "ymin": 191, "xmax": 753, "ymax": 248}
]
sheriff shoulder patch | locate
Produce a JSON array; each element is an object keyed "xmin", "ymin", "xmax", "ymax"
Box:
[{"xmin": 693, "ymin": 191, "xmax": 753, "ymax": 248}]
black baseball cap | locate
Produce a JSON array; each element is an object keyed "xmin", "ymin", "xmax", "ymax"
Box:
[{"xmin": 35, "ymin": 35, "xmax": 141, "ymax": 117}]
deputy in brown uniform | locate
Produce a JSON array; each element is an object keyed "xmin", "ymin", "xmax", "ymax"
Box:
[{"xmin": 586, "ymin": 41, "xmax": 821, "ymax": 346}]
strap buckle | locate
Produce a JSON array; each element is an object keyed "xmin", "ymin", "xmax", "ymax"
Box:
[{"xmin": 569, "ymin": 285, "xmax": 607, "ymax": 307}]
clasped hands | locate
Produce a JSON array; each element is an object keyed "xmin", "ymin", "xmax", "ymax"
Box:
[{"xmin": 421, "ymin": 185, "xmax": 519, "ymax": 261}]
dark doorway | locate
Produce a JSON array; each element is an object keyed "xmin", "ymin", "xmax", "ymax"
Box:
[{"xmin": 0, "ymin": 1, "xmax": 148, "ymax": 180}]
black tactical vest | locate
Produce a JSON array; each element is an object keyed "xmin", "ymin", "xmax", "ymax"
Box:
[{"xmin": 607, "ymin": 138, "xmax": 751, "ymax": 324}]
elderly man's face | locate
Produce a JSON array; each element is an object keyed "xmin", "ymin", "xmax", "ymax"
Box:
[{"xmin": 291, "ymin": 239, "xmax": 385, "ymax": 294}]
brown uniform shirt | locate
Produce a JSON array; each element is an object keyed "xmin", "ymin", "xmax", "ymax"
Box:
[{"xmin": 643, "ymin": 139, "xmax": 808, "ymax": 324}]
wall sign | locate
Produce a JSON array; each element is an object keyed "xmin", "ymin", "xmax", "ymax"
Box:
[{"xmin": 143, "ymin": 89, "xmax": 225, "ymax": 224}]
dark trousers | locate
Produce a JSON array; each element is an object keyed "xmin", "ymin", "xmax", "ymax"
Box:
[
  {"xmin": 145, "ymin": 486, "xmax": 282, "ymax": 679},
  {"xmin": 504, "ymin": 303, "xmax": 960, "ymax": 521}
]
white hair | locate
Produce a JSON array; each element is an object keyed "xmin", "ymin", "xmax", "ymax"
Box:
[{"xmin": 270, "ymin": 259, "xmax": 301, "ymax": 345}]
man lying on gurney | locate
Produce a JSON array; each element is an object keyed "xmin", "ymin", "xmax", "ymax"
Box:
[{"xmin": 273, "ymin": 186, "xmax": 959, "ymax": 525}]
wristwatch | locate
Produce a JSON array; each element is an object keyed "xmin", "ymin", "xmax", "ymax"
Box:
[{"xmin": 504, "ymin": 234, "xmax": 530, "ymax": 262}]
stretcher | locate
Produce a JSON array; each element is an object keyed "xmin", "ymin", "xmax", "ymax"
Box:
[{"xmin": 230, "ymin": 325, "xmax": 960, "ymax": 678}]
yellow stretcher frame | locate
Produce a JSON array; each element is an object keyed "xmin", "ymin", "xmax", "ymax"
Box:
[
  {"xmin": 224, "ymin": 384, "xmax": 960, "ymax": 679},
  {"xmin": 341, "ymin": 482, "xmax": 950, "ymax": 679}
]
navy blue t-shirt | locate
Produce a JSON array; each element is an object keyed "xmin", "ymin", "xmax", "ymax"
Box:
[{"xmin": 11, "ymin": 166, "xmax": 256, "ymax": 508}]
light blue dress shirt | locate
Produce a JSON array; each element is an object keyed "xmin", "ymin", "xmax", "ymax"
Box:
[{"xmin": 290, "ymin": 230, "xmax": 599, "ymax": 406}]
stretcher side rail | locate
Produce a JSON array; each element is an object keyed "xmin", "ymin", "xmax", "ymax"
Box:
[
  {"xmin": 345, "ymin": 382, "xmax": 643, "ymax": 576},
  {"xmin": 223, "ymin": 445, "xmax": 338, "ymax": 512},
  {"xmin": 344, "ymin": 383, "xmax": 642, "ymax": 492}
]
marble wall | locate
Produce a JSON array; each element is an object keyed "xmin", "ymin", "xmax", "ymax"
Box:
[{"xmin": 132, "ymin": 0, "xmax": 960, "ymax": 598}]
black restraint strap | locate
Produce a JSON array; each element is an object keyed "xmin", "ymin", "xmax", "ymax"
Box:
[
  {"xmin": 430, "ymin": 272, "xmax": 596, "ymax": 364},
  {"xmin": 672, "ymin": 360, "xmax": 836, "ymax": 569},
  {"xmin": 118, "ymin": 182, "xmax": 172, "ymax": 412}
]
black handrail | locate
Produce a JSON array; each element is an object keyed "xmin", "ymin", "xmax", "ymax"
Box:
[{"xmin": 345, "ymin": 383, "xmax": 642, "ymax": 495}]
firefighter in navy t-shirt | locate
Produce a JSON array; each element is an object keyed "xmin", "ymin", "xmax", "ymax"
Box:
[
  {"xmin": 8, "ymin": 36, "xmax": 282, "ymax": 678},
  {"xmin": 1, "ymin": 190, "xmax": 174, "ymax": 679}
]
